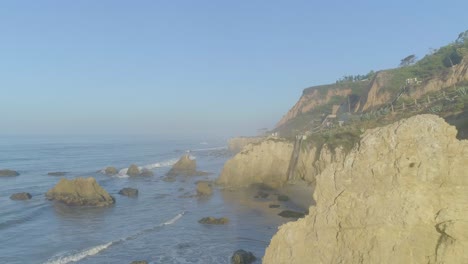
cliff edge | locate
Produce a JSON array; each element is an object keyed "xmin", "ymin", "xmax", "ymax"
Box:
[{"xmin": 264, "ymin": 114, "xmax": 468, "ymax": 263}]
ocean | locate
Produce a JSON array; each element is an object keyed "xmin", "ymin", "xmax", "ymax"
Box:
[{"xmin": 0, "ymin": 136, "xmax": 288, "ymax": 264}]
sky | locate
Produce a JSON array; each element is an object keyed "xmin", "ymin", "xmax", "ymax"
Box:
[{"xmin": 0, "ymin": 0, "xmax": 467, "ymax": 138}]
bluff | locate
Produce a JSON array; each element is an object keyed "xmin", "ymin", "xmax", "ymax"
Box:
[
  {"xmin": 227, "ymin": 136, "xmax": 263, "ymax": 153},
  {"xmin": 263, "ymin": 115, "xmax": 468, "ymax": 264}
]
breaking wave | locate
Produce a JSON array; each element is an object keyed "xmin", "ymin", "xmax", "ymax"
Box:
[
  {"xmin": 43, "ymin": 211, "xmax": 185, "ymax": 264},
  {"xmin": 99, "ymin": 157, "xmax": 179, "ymax": 177}
]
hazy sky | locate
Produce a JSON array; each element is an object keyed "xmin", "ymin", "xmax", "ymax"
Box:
[{"xmin": 1, "ymin": 1, "xmax": 466, "ymax": 138}]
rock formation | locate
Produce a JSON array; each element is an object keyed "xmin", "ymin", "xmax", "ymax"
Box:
[
  {"xmin": 231, "ymin": 249, "xmax": 256, "ymax": 264},
  {"xmin": 228, "ymin": 136, "xmax": 263, "ymax": 153},
  {"xmin": 196, "ymin": 181, "xmax": 212, "ymax": 196},
  {"xmin": 118, "ymin": 187, "xmax": 138, "ymax": 197},
  {"xmin": 47, "ymin": 172, "xmax": 67, "ymax": 176},
  {"xmin": 198, "ymin": 217, "xmax": 229, "ymax": 225},
  {"xmin": 167, "ymin": 154, "xmax": 200, "ymax": 176},
  {"xmin": 46, "ymin": 177, "xmax": 115, "ymax": 206},
  {"xmin": 0, "ymin": 169, "xmax": 19, "ymax": 177},
  {"xmin": 10, "ymin": 192, "xmax": 32, "ymax": 200},
  {"xmin": 140, "ymin": 168, "xmax": 154, "ymax": 176},
  {"xmin": 127, "ymin": 164, "xmax": 141, "ymax": 176},
  {"xmin": 104, "ymin": 166, "xmax": 118, "ymax": 175},
  {"xmin": 264, "ymin": 115, "xmax": 468, "ymax": 264}
]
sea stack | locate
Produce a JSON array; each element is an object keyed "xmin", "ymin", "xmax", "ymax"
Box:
[{"xmin": 46, "ymin": 177, "xmax": 115, "ymax": 206}]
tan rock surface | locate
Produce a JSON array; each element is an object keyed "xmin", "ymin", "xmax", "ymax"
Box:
[
  {"xmin": 227, "ymin": 137, "xmax": 263, "ymax": 153},
  {"xmin": 264, "ymin": 114, "xmax": 468, "ymax": 264},
  {"xmin": 46, "ymin": 177, "xmax": 115, "ymax": 206}
]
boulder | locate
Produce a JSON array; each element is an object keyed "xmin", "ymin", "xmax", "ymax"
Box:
[
  {"xmin": 48, "ymin": 172, "xmax": 67, "ymax": 176},
  {"xmin": 104, "ymin": 167, "xmax": 118, "ymax": 175},
  {"xmin": 0, "ymin": 169, "xmax": 19, "ymax": 177},
  {"xmin": 167, "ymin": 154, "xmax": 197, "ymax": 176},
  {"xmin": 127, "ymin": 164, "xmax": 140, "ymax": 176},
  {"xmin": 264, "ymin": 115, "xmax": 468, "ymax": 264},
  {"xmin": 118, "ymin": 188, "xmax": 138, "ymax": 197},
  {"xmin": 196, "ymin": 181, "xmax": 212, "ymax": 196},
  {"xmin": 130, "ymin": 261, "xmax": 148, "ymax": 264},
  {"xmin": 231, "ymin": 249, "xmax": 257, "ymax": 264},
  {"xmin": 10, "ymin": 192, "xmax": 32, "ymax": 200},
  {"xmin": 278, "ymin": 210, "xmax": 305, "ymax": 218},
  {"xmin": 45, "ymin": 177, "xmax": 115, "ymax": 206},
  {"xmin": 140, "ymin": 168, "xmax": 154, "ymax": 176},
  {"xmin": 198, "ymin": 217, "xmax": 229, "ymax": 225}
]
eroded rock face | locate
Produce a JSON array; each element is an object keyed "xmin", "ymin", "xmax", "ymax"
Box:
[
  {"xmin": 228, "ymin": 137, "xmax": 263, "ymax": 153},
  {"xmin": 264, "ymin": 115, "xmax": 468, "ymax": 264},
  {"xmin": 217, "ymin": 139, "xmax": 294, "ymax": 188},
  {"xmin": 0, "ymin": 169, "xmax": 19, "ymax": 177},
  {"xmin": 167, "ymin": 155, "xmax": 197, "ymax": 176},
  {"xmin": 46, "ymin": 177, "xmax": 115, "ymax": 207}
]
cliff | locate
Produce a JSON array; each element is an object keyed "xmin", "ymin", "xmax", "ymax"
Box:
[
  {"xmin": 263, "ymin": 114, "xmax": 468, "ymax": 263},
  {"xmin": 227, "ymin": 136, "xmax": 263, "ymax": 153}
]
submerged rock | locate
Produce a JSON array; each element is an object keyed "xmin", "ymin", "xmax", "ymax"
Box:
[
  {"xmin": 118, "ymin": 188, "xmax": 138, "ymax": 197},
  {"xmin": 198, "ymin": 217, "xmax": 229, "ymax": 225},
  {"xmin": 167, "ymin": 154, "xmax": 197, "ymax": 176},
  {"xmin": 196, "ymin": 181, "xmax": 212, "ymax": 196},
  {"xmin": 264, "ymin": 115, "xmax": 468, "ymax": 264},
  {"xmin": 269, "ymin": 204, "xmax": 280, "ymax": 208},
  {"xmin": 10, "ymin": 192, "xmax": 32, "ymax": 200},
  {"xmin": 277, "ymin": 195, "xmax": 290, "ymax": 201},
  {"xmin": 278, "ymin": 210, "xmax": 305, "ymax": 218},
  {"xmin": 45, "ymin": 177, "xmax": 115, "ymax": 206},
  {"xmin": 48, "ymin": 172, "xmax": 67, "ymax": 176},
  {"xmin": 127, "ymin": 164, "xmax": 141, "ymax": 176},
  {"xmin": 0, "ymin": 169, "xmax": 19, "ymax": 177},
  {"xmin": 231, "ymin": 249, "xmax": 256, "ymax": 264},
  {"xmin": 104, "ymin": 166, "xmax": 118, "ymax": 175},
  {"xmin": 254, "ymin": 190, "xmax": 269, "ymax": 198},
  {"xmin": 140, "ymin": 168, "xmax": 154, "ymax": 176}
]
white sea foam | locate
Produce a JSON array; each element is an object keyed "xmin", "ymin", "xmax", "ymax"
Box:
[
  {"xmin": 44, "ymin": 242, "xmax": 113, "ymax": 264},
  {"xmin": 163, "ymin": 211, "xmax": 185, "ymax": 225},
  {"xmin": 113, "ymin": 157, "xmax": 178, "ymax": 177}
]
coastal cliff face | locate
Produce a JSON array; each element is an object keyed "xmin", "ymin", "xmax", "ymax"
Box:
[
  {"xmin": 217, "ymin": 139, "xmax": 293, "ymax": 188},
  {"xmin": 227, "ymin": 137, "xmax": 263, "ymax": 153},
  {"xmin": 264, "ymin": 114, "xmax": 468, "ymax": 264}
]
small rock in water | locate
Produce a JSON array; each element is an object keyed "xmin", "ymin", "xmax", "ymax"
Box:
[
  {"xmin": 140, "ymin": 168, "xmax": 154, "ymax": 176},
  {"xmin": 277, "ymin": 194, "xmax": 290, "ymax": 201},
  {"xmin": 104, "ymin": 166, "xmax": 118, "ymax": 175},
  {"xmin": 10, "ymin": 192, "xmax": 32, "ymax": 200},
  {"xmin": 127, "ymin": 164, "xmax": 141, "ymax": 176},
  {"xmin": 0, "ymin": 169, "xmax": 19, "ymax": 177},
  {"xmin": 255, "ymin": 191, "xmax": 269, "ymax": 199},
  {"xmin": 198, "ymin": 217, "xmax": 229, "ymax": 225},
  {"xmin": 196, "ymin": 181, "xmax": 212, "ymax": 196},
  {"xmin": 48, "ymin": 172, "xmax": 67, "ymax": 176},
  {"xmin": 269, "ymin": 204, "xmax": 280, "ymax": 208},
  {"xmin": 118, "ymin": 188, "xmax": 138, "ymax": 197},
  {"xmin": 163, "ymin": 176, "xmax": 176, "ymax": 182},
  {"xmin": 130, "ymin": 261, "xmax": 148, "ymax": 264},
  {"xmin": 278, "ymin": 210, "xmax": 305, "ymax": 218},
  {"xmin": 231, "ymin": 249, "xmax": 257, "ymax": 264}
]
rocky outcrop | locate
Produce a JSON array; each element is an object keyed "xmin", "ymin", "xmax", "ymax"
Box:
[
  {"xmin": 118, "ymin": 188, "xmax": 138, "ymax": 197},
  {"xmin": 196, "ymin": 181, "xmax": 212, "ymax": 196},
  {"xmin": 217, "ymin": 139, "xmax": 294, "ymax": 188},
  {"xmin": 140, "ymin": 168, "xmax": 154, "ymax": 176},
  {"xmin": 231, "ymin": 249, "xmax": 256, "ymax": 264},
  {"xmin": 127, "ymin": 164, "xmax": 141, "ymax": 176},
  {"xmin": 10, "ymin": 192, "xmax": 32, "ymax": 200},
  {"xmin": 264, "ymin": 115, "xmax": 468, "ymax": 264},
  {"xmin": 48, "ymin": 172, "xmax": 67, "ymax": 176},
  {"xmin": 104, "ymin": 166, "xmax": 118, "ymax": 175},
  {"xmin": 228, "ymin": 137, "xmax": 263, "ymax": 153},
  {"xmin": 167, "ymin": 155, "xmax": 205, "ymax": 176},
  {"xmin": 0, "ymin": 169, "xmax": 19, "ymax": 177},
  {"xmin": 198, "ymin": 217, "xmax": 229, "ymax": 225},
  {"xmin": 46, "ymin": 177, "xmax": 115, "ymax": 206}
]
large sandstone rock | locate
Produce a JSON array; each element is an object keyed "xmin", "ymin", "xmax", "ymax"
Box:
[
  {"xmin": 217, "ymin": 139, "xmax": 294, "ymax": 188},
  {"xmin": 167, "ymin": 155, "xmax": 197, "ymax": 176},
  {"xmin": 0, "ymin": 169, "xmax": 19, "ymax": 177},
  {"xmin": 104, "ymin": 166, "xmax": 118, "ymax": 175},
  {"xmin": 46, "ymin": 177, "xmax": 115, "ymax": 206},
  {"xmin": 264, "ymin": 115, "xmax": 468, "ymax": 264}
]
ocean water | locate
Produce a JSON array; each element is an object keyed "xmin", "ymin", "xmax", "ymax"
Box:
[{"xmin": 0, "ymin": 136, "xmax": 289, "ymax": 264}]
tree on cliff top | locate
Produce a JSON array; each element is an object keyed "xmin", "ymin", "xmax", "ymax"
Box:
[{"xmin": 400, "ymin": 54, "xmax": 417, "ymax": 67}]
